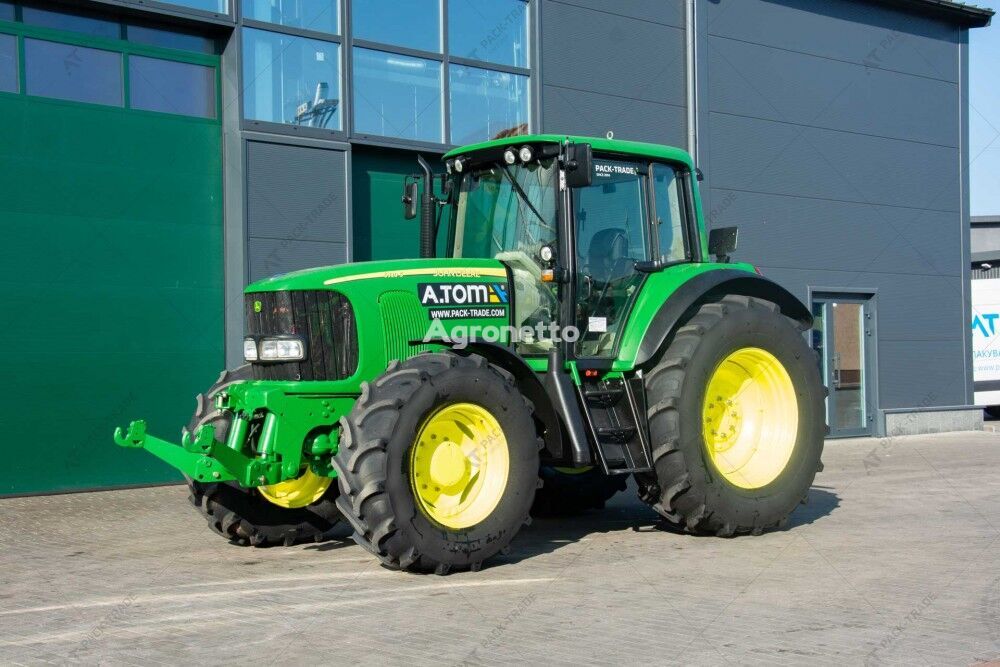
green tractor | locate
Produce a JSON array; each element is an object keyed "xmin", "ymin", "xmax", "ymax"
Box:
[{"xmin": 115, "ymin": 135, "xmax": 825, "ymax": 573}]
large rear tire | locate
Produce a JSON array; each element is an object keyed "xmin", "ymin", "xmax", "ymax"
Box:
[
  {"xmin": 185, "ymin": 366, "xmax": 342, "ymax": 546},
  {"xmin": 332, "ymin": 352, "xmax": 541, "ymax": 573},
  {"xmin": 531, "ymin": 467, "xmax": 627, "ymax": 516},
  {"xmin": 638, "ymin": 296, "xmax": 825, "ymax": 536}
]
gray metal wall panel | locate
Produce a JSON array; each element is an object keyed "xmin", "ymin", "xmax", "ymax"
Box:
[
  {"xmin": 539, "ymin": 0, "xmax": 686, "ymax": 142},
  {"xmin": 708, "ymin": 113, "xmax": 960, "ymax": 212},
  {"xmin": 876, "ymin": 339, "xmax": 968, "ymax": 408},
  {"xmin": 246, "ymin": 141, "xmax": 349, "ymax": 280},
  {"xmin": 249, "ymin": 239, "xmax": 348, "ymax": 282},
  {"xmin": 705, "ymin": 188, "xmax": 963, "ymax": 276},
  {"xmin": 705, "ymin": 0, "xmax": 960, "ymax": 83},
  {"xmin": 546, "ymin": 0, "xmax": 685, "ymax": 28},
  {"xmin": 708, "ymin": 36, "xmax": 959, "ymax": 148},
  {"xmin": 543, "ymin": 86, "xmax": 688, "ymax": 146},
  {"xmin": 247, "ymin": 141, "xmax": 348, "ymax": 243},
  {"xmin": 701, "ymin": 0, "xmax": 966, "ymax": 414}
]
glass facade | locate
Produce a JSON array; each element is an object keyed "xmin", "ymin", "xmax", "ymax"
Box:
[
  {"xmin": 127, "ymin": 22, "xmax": 217, "ymax": 54},
  {"xmin": 353, "ymin": 47, "xmax": 442, "ymax": 142},
  {"xmin": 4, "ymin": 5, "xmax": 220, "ymax": 117},
  {"xmin": 0, "ymin": 3, "xmax": 13, "ymax": 21},
  {"xmin": 352, "ymin": 0, "xmax": 441, "ymax": 53},
  {"xmin": 0, "ymin": 33, "xmax": 14, "ymax": 93},
  {"xmin": 25, "ymin": 39, "xmax": 123, "ymax": 106},
  {"xmin": 242, "ymin": 28, "xmax": 342, "ymax": 130},
  {"xmin": 449, "ymin": 0, "xmax": 528, "ymax": 68},
  {"xmin": 22, "ymin": 6, "xmax": 120, "ymax": 39},
  {"xmin": 161, "ymin": 0, "xmax": 229, "ymax": 13},
  {"xmin": 449, "ymin": 64, "xmax": 527, "ymax": 145},
  {"xmin": 130, "ymin": 56, "xmax": 216, "ymax": 118},
  {"xmin": 242, "ymin": 0, "xmax": 339, "ymax": 35}
]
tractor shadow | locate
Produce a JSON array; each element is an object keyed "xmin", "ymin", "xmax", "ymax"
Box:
[{"xmin": 497, "ymin": 484, "xmax": 840, "ymax": 565}]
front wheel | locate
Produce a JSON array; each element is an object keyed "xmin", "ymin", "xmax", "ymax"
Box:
[
  {"xmin": 638, "ymin": 295, "xmax": 825, "ymax": 536},
  {"xmin": 332, "ymin": 352, "xmax": 541, "ymax": 574},
  {"xmin": 185, "ymin": 366, "xmax": 342, "ymax": 546}
]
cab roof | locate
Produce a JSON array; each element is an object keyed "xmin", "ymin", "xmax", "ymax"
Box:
[{"xmin": 444, "ymin": 134, "xmax": 696, "ymax": 169}]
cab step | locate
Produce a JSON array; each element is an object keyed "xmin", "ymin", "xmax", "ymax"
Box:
[{"xmin": 577, "ymin": 377, "xmax": 653, "ymax": 475}]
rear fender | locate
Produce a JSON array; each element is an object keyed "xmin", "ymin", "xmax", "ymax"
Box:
[{"xmin": 634, "ymin": 269, "xmax": 812, "ymax": 367}]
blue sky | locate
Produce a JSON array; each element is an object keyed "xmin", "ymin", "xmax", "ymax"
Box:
[{"xmin": 971, "ymin": 21, "xmax": 1000, "ymax": 214}]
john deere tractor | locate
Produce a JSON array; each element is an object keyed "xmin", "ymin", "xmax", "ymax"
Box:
[{"xmin": 115, "ymin": 135, "xmax": 825, "ymax": 573}]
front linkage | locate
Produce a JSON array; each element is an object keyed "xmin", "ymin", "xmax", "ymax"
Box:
[{"xmin": 114, "ymin": 382, "xmax": 352, "ymax": 488}]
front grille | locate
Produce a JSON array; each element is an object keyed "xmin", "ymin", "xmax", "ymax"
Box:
[{"xmin": 245, "ymin": 290, "xmax": 358, "ymax": 381}]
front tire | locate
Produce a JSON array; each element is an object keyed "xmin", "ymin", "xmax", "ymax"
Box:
[
  {"xmin": 639, "ymin": 296, "xmax": 825, "ymax": 536},
  {"xmin": 185, "ymin": 366, "xmax": 342, "ymax": 546},
  {"xmin": 332, "ymin": 352, "xmax": 541, "ymax": 573}
]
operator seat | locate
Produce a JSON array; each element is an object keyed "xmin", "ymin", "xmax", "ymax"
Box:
[{"xmin": 587, "ymin": 228, "xmax": 630, "ymax": 285}]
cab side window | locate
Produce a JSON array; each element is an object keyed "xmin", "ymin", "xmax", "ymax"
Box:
[{"xmin": 652, "ymin": 164, "xmax": 688, "ymax": 262}]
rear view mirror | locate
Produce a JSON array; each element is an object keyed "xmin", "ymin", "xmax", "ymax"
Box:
[
  {"xmin": 564, "ymin": 143, "xmax": 593, "ymax": 188},
  {"xmin": 708, "ymin": 226, "xmax": 739, "ymax": 263},
  {"xmin": 402, "ymin": 180, "xmax": 418, "ymax": 220}
]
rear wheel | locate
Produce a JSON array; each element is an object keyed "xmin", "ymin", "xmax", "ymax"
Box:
[
  {"xmin": 531, "ymin": 466, "xmax": 627, "ymax": 516},
  {"xmin": 185, "ymin": 366, "xmax": 342, "ymax": 546},
  {"xmin": 638, "ymin": 296, "xmax": 825, "ymax": 536},
  {"xmin": 332, "ymin": 352, "xmax": 541, "ymax": 573}
]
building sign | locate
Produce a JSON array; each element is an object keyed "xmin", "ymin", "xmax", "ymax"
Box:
[{"xmin": 971, "ymin": 278, "xmax": 1000, "ymax": 383}]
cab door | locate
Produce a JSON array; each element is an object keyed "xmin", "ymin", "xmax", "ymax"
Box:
[{"xmin": 572, "ymin": 158, "xmax": 653, "ymax": 357}]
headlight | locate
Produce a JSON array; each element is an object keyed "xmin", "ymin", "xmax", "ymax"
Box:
[
  {"xmin": 518, "ymin": 145, "xmax": 534, "ymax": 163},
  {"xmin": 259, "ymin": 337, "xmax": 306, "ymax": 361},
  {"xmin": 243, "ymin": 338, "xmax": 258, "ymax": 362}
]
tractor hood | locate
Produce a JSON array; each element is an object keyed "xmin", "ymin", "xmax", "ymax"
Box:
[{"xmin": 246, "ymin": 258, "xmax": 509, "ymax": 293}]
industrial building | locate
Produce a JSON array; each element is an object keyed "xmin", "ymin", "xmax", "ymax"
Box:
[{"xmin": 0, "ymin": 0, "xmax": 991, "ymax": 494}]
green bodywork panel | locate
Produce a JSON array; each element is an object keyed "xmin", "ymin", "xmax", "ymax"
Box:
[
  {"xmin": 2, "ymin": 20, "xmax": 223, "ymax": 495},
  {"xmin": 116, "ymin": 135, "xmax": 757, "ymax": 489}
]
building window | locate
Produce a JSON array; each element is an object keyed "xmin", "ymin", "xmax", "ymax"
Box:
[
  {"xmin": 24, "ymin": 39, "xmax": 122, "ymax": 106},
  {"xmin": 353, "ymin": 47, "xmax": 442, "ymax": 143},
  {"xmin": 449, "ymin": 64, "xmax": 527, "ymax": 145},
  {"xmin": 449, "ymin": 0, "xmax": 528, "ymax": 68},
  {"xmin": 127, "ymin": 22, "xmax": 217, "ymax": 54},
  {"xmin": 130, "ymin": 56, "xmax": 216, "ymax": 118},
  {"xmin": 242, "ymin": 27, "xmax": 342, "ymax": 130},
  {"xmin": 242, "ymin": 0, "xmax": 339, "ymax": 36},
  {"xmin": 0, "ymin": 32, "xmax": 16, "ymax": 93},
  {"xmin": 22, "ymin": 6, "xmax": 120, "ymax": 39},
  {"xmin": 0, "ymin": 3, "xmax": 13, "ymax": 22},
  {"xmin": 160, "ymin": 0, "xmax": 229, "ymax": 13},
  {"xmin": 352, "ymin": 0, "xmax": 441, "ymax": 53}
]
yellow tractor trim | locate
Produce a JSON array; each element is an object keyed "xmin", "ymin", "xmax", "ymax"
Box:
[
  {"xmin": 410, "ymin": 403, "xmax": 510, "ymax": 529},
  {"xmin": 702, "ymin": 347, "xmax": 798, "ymax": 489}
]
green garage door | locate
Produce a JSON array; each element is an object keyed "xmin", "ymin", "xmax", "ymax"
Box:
[{"xmin": 0, "ymin": 9, "xmax": 223, "ymax": 494}]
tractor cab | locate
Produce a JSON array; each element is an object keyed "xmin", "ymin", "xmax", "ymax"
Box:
[{"xmin": 406, "ymin": 135, "xmax": 701, "ymax": 359}]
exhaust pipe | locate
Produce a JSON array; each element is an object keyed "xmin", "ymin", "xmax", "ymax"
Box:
[{"xmin": 417, "ymin": 155, "xmax": 435, "ymax": 259}]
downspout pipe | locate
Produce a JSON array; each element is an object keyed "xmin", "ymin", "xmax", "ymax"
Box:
[{"xmin": 685, "ymin": 0, "xmax": 698, "ymax": 161}]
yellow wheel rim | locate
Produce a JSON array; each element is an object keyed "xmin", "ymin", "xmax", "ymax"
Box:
[
  {"xmin": 703, "ymin": 347, "xmax": 798, "ymax": 489},
  {"xmin": 410, "ymin": 403, "xmax": 510, "ymax": 530},
  {"xmin": 259, "ymin": 468, "xmax": 332, "ymax": 509}
]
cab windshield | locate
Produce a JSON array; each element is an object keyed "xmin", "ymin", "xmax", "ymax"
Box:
[{"xmin": 447, "ymin": 158, "xmax": 560, "ymax": 350}]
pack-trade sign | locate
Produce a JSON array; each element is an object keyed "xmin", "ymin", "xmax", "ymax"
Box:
[{"xmin": 418, "ymin": 282, "xmax": 509, "ymax": 320}]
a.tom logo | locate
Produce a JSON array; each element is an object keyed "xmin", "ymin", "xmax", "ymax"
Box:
[{"xmin": 418, "ymin": 282, "xmax": 509, "ymax": 306}]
